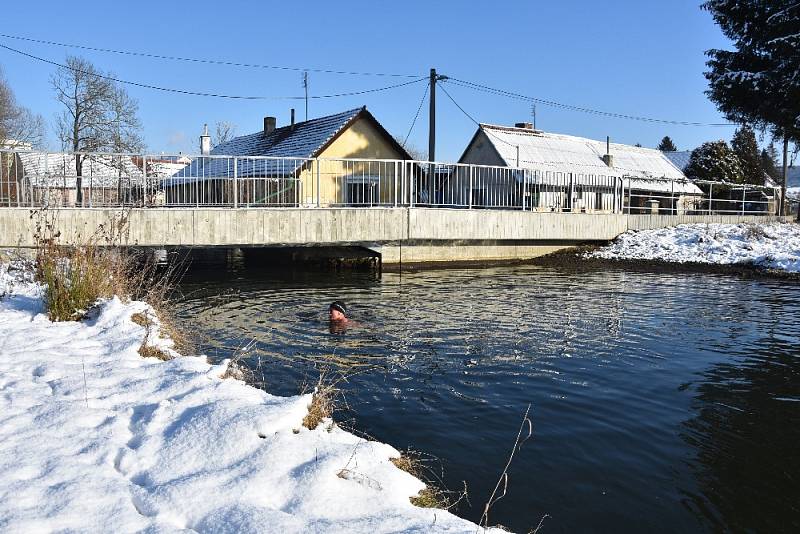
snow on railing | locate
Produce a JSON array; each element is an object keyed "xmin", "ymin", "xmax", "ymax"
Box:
[{"xmin": 0, "ymin": 149, "xmax": 782, "ymax": 216}]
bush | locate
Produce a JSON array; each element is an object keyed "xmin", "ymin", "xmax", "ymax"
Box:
[{"xmin": 30, "ymin": 208, "xmax": 191, "ymax": 356}]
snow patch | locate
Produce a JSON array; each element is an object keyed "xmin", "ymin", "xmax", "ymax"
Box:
[
  {"xmin": 0, "ymin": 268, "xmax": 500, "ymax": 533},
  {"xmin": 588, "ymin": 222, "xmax": 800, "ymax": 273}
]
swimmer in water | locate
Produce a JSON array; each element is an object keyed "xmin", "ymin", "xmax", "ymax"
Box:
[{"xmin": 329, "ymin": 301, "xmax": 348, "ymax": 323}]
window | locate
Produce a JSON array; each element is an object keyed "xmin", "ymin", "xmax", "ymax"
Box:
[{"xmin": 345, "ymin": 175, "xmax": 379, "ymax": 206}]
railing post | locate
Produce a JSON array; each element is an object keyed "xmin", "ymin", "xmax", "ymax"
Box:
[
  {"xmin": 410, "ymin": 164, "xmax": 416, "ymax": 208},
  {"xmin": 569, "ymin": 173, "xmax": 574, "ymax": 212},
  {"xmin": 393, "ymin": 161, "xmax": 398, "ymax": 208},
  {"xmin": 626, "ymin": 179, "xmax": 631, "ymax": 214},
  {"xmin": 708, "ymin": 183, "xmax": 713, "ymax": 215},
  {"xmin": 233, "ymin": 157, "xmax": 238, "ymax": 209},
  {"xmin": 671, "ymin": 179, "xmax": 675, "ymax": 215},
  {"xmin": 142, "ymin": 154, "xmax": 147, "ymax": 207},
  {"xmin": 468, "ymin": 165, "xmax": 473, "ymax": 209},
  {"xmin": 522, "ymin": 169, "xmax": 528, "ymax": 211},
  {"xmin": 315, "ymin": 158, "xmax": 321, "ymax": 208},
  {"xmin": 741, "ymin": 186, "xmax": 746, "ymax": 215}
]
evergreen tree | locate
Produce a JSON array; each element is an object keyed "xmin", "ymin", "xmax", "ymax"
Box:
[
  {"xmin": 730, "ymin": 125, "xmax": 763, "ymax": 184},
  {"xmin": 703, "ymin": 1, "xmax": 800, "ymax": 143},
  {"xmin": 685, "ymin": 140, "xmax": 743, "ymax": 182},
  {"xmin": 657, "ymin": 136, "xmax": 678, "ymax": 152},
  {"xmin": 760, "ymin": 144, "xmax": 781, "ymax": 182}
]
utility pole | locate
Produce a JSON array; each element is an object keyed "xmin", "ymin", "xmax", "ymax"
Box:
[
  {"xmin": 531, "ymin": 103, "xmax": 537, "ymax": 130},
  {"xmin": 428, "ymin": 68, "xmax": 436, "ymax": 162}
]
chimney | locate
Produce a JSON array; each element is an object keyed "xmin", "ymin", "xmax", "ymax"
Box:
[
  {"xmin": 263, "ymin": 116, "xmax": 276, "ymax": 134},
  {"xmin": 290, "ymin": 108, "xmax": 295, "ymax": 130},
  {"xmin": 200, "ymin": 123, "xmax": 211, "ymax": 155},
  {"xmin": 602, "ymin": 135, "xmax": 614, "ymax": 167},
  {"xmin": 515, "ymin": 122, "xmax": 534, "ymax": 130}
]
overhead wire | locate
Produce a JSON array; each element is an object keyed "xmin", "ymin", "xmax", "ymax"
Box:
[
  {"xmin": 402, "ymin": 81, "xmax": 429, "ymax": 148},
  {"xmin": 0, "ymin": 43, "xmax": 427, "ymax": 100},
  {"xmin": 439, "ymin": 81, "xmax": 556, "ymax": 167},
  {"xmin": 447, "ymin": 77, "xmax": 735, "ymax": 127},
  {"xmin": 0, "ymin": 32, "xmax": 421, "ymax": 78},
  {"xmin": 439, "ymin": 81, "xmax": 519, "ymax": 148}
]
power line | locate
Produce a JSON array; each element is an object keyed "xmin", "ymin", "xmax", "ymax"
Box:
[
  {"xmin": 439, "ymin": 82, "xmax": 519, "ymax": 148},
  {"xmin": 0, "ymin": 32, "xmax": 422, "ymax": 78},
  {"xmin": 447, "ymin": 77, "xmax": 735, "ymax": 127},
  {"xmin": 439, "ymin": 82, "xmax": 548, "ymax": 167},
  {"xmin": 402, "ymin": 81, "xmax": 429, "ymax": 148},
  {"xmin": 0, "ymin": 43, "xmax": 426, "ymax": 100}
]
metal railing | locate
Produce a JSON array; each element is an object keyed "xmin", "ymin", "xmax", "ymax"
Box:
[{"xmin": 0, "ymin": 149, "xmax": 782, "ymax": 216}]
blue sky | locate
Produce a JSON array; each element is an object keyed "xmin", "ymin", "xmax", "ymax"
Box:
[{"xmin": 0, "ymin": 0, "xmax": 747, "ymax": 160}]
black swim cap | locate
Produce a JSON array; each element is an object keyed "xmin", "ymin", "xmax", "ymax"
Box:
[{"xmin": 329, "ymin": 301, "xmax": 347, "ymax": 316}]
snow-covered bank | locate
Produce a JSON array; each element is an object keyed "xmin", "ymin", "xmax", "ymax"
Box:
[
  {"xmin": 0, "ymin": 268, "xmax": 497, "ymax": 533},
  {"xmin": 588, "ymin": 222, "xmax": 800, "ymax": 273}
]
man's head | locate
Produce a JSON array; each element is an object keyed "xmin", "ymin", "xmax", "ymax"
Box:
[{"xmin": 329, "ymin": 301, "xmax": 348, "ymax": 322}]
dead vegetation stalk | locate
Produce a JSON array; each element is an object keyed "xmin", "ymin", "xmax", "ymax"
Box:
[{"xmin": 480, "ymin": 403, "xmax": 533, "ymax": 529}]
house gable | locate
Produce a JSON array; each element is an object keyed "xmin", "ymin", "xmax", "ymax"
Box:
[
  {"xmin": 458, "ymin": 129, "xmax": 507, "ymax": 167},
  {"xmin": 318, "ymin": 114, "xmax": 410, "ymax": 160}
]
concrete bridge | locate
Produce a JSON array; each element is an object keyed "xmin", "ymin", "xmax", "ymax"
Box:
[{"xmin": 0, "ymin": 207, "xmax": 788, "ymax": 266}]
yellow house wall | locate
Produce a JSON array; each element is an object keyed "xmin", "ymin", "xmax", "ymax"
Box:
[{"xmin": 299, "ymin": 117, "xmax": 407, "ymax": 206}]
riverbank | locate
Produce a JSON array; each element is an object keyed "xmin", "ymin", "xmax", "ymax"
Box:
[
  {"xmin": 536, "ymin": 222, "xmax": 800, "ymax": 277},
  {"xmin": 0, "ymin": 264, "xmax": 499, "ymax": 533}
]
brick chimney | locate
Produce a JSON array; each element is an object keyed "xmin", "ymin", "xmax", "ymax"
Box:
[
  {"xmin": 264, "ymin": 116, "xmax": 276, "ymax": 134},
  {"xmin": 515, "ymin": 122, "xmax": 534, "ymax": 130}
]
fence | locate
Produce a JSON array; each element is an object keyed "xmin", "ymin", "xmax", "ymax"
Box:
[{"xmin": 0, "ymin": 149, "xmax": 783, "ymax": 216}]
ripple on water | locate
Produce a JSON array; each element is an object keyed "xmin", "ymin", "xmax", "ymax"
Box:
[{"xmin": 177, "ymin": 263, "xmax": 800, "ymax": 533}]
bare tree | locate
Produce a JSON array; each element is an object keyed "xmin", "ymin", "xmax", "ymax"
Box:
[
  {"xmin": 52, "ymin": 55, "xmax": 143, "ymax": 204},
  {"xmin": 393, "ymin": 135, "xmax": 424, "ymax": 160},
  {"xmin": 108, "ymin": 85, "xmax": 144, "ymax": 154},
  {"xmin": 0, "ymin": 66, "xmax": 45, "ymax": 147},
  {"xmin": 213, "ymin": 121, "xmax": 237, "ymax": 148}
]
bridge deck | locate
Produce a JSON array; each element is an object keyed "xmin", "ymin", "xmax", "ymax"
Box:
[{"xmin": 0, "ymin": 208, "xmax": 788, "ymax": 264}]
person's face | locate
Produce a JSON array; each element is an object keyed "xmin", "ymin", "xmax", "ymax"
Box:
[{"xmin": 329, "ymin": 308, "xmax": 346, "ymax": 322}]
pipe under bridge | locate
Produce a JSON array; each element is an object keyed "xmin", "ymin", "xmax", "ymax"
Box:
[{"xmin": 0, "ymin": 208, "xmax": 788, "ymax": 266}]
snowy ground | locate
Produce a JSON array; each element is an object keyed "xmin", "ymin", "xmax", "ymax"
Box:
[
  {"xmin": 588, "ymin": 222, "xmax": 800, "ymax": 273},
  {"xmin": 0, "ymin": 265, "xmax": 498, "ymax": 533}
]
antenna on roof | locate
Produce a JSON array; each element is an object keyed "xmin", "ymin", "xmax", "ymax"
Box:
[
  {"xmin": 531, "ymin": 103, "xmax": 537, "ymax": 130},
  {"xmin": 302, "ymin": 71, "xmax": 309, "ymax": 121}
]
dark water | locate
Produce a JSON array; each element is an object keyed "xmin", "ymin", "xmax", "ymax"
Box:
[{"xmin": 175, "ymin": 256, "xmax": 800, "ymax": 533}]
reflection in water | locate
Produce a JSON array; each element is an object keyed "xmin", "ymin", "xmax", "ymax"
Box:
[{"xmin": 175, "ymin": 259, "xmax": 800, "ymax": 533}]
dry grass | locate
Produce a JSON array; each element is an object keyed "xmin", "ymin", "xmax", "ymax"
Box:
[
  {"xmin": 744, "ymin": 223, "xmax": 770, "ymax": 241},
  {"xmin": 410, "ymin": 486, "xmax": 450, "ymax": 509},
  {"xmin": 138, "ymin": 344, "xmax": 173, "ymax": 361},
  {"xmin": 31, "ymin": 207, "xmax": 192, "ymax": 356},
  {"xmin": 390, "ymin": 449, "xmax": 466, "ymax": 510},
  {"xmin": 302, "ymin": 377, "xmax": 338, "ymax": 430},
  {"xmin": 130, "ymin": 312, "xmax": 151, "ymax": 327}
]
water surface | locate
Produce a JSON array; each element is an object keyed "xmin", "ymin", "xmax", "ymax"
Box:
[{"xmin": 176, "ymin": 257, "xmax": 800, "ymax": 533}]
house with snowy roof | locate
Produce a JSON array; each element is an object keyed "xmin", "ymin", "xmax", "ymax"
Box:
[
  {"xmin": 458, "ymin": 123, "xmax": 703, "ymax": 214},
  {"xmin": 4, "ymin": 152, "xmax": 148, "ymax": 207},
  {"xmin": 164, "ymin": 107, "xmax": 412, "ymax": 206}
]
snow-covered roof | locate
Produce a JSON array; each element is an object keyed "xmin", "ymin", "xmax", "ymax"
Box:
[
  {"xmin": 166, "ymin": 108, "xmax": 380, "ymax": 186},
  {"xmin": 469, "ymin": 125, "xmax": 702, "ymax": 195},
  {"xmin": 662, "ymin": 150, "xmax": 692, "ymax": 172},
  {"xmin": 16, "ymin": 152, "xmax": 145, "ymax": 188}
]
